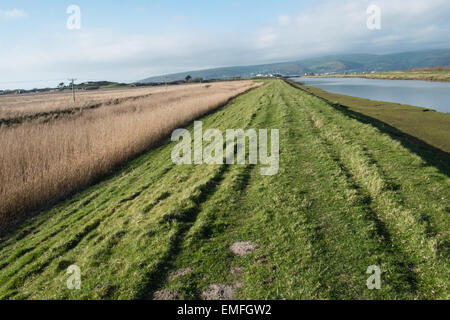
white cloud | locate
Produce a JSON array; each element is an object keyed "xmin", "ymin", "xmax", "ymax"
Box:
[
  {"xmin": 0, "ymin": 9, "xmax": 26, "ymax": 19},
  {"xmin": 1, "ymin": 0, "xmax": 450, "ymax": 89},
  {"xmin": 256, "ymin": 28, "xmax": 279, "ymax": 49},
  {"xmin": 278, "ymin": 15, "xmax": 291, "ymax": 26},
  {"xmin": 250, "ymin": 0, "xmax": 450, "ymax": 61}
]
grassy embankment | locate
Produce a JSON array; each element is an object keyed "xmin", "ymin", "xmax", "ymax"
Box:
[
  {"xmin": 289, "ymin": 81, "xmax": 450, "ymax": 155},
  {"xmin": 0, "ymin": 80, "xmax": 448, "ymax": 300}
]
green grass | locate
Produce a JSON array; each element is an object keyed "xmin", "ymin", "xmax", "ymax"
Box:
[
  {"xmin": 0, "ymin": 80, "xmax": 448, "ymax": 300},
  {"xmin": 307, "ymin": 71, "xmax": 450, "ymax": 82},
  {"xmin": 292, "ymin": 82, "xmax": 450, "ymax": 154},
  {"xmin": 99, "ymin": 83, "xmax": 133, "ymax": 89}
]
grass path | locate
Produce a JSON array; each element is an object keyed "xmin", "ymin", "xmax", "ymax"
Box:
[{"xmin": 0, "ymin": 80, "xmax": 448, "ymax": 299}]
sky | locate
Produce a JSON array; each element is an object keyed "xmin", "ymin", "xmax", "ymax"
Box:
[{"xmin": 1, "ymin": 0, "xmax": 450, "ymax": 89}]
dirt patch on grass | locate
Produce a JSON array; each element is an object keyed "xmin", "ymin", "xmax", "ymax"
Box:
[
  {"xmin": 202, "ymin": 284, "xmax": 234, "ymax": 300},
  {"xmin": 230, "ymin": 266, "xmax": 243, "ymax": 275},
  {"xmin": 168, "ymin": 267, "xmax": 194, "ymax": 281},
  {"xmin": 153, "ymin": 289, "xmax": 180, "ymax": 300},
  {"xmin": 230, "ymin": 241, "xmax": 256, "ymax": 256}
]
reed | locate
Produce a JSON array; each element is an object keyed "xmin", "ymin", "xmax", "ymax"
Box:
[{"xmin": 0, "ymin": 81, "xmax": 260, "ymax": 231}]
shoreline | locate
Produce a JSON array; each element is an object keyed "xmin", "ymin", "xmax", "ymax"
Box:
[
  {"xmin": 298, "ymin": 72, "xmax": 450, "ymax": 83},
  {"xmin": 287, "ymin": 80, "xmax": 450, "ymax": 155}
]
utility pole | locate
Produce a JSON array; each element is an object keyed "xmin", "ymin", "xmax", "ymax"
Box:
[{"xmin": 68, "ymin": 78, "xmax": 77, "ymax": 104}]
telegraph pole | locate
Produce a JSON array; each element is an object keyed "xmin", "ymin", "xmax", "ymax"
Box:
[{"xmin": 68, "ymin": 78, "xmax": 77, "ymax": 104}]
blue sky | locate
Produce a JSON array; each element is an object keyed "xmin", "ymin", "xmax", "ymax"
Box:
[
  {"xmin": 1, "ymin": 1, "xmax": 310, "ymax": 36},
  {"xmin": 1, "ymin": 0, "xmax": 450, "ymax": 89}
]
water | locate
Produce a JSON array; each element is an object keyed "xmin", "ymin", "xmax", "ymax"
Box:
[{"xmin": 290, "ymin": 77, "xmax": 450, "ymax": 113}]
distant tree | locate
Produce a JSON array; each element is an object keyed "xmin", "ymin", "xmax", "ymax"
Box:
[
  {"xmin": 185, "ymin": 75, "xmax": 192, "ymax": 83},
  {"xmin": 57, "ymin": 82, "xmax": 65, "ymax": 90}
]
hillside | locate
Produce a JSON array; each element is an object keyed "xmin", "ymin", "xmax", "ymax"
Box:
[
  {"xmin": 139, "ymin": 49, "xmax": 450, "ymax": 83},
  {"xmin": 0, "ymin": 80, "xmax": 448, "ymax": 300}
]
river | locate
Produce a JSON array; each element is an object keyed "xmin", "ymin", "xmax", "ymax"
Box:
[{"xmin": 290, "ymin": 77, "xmax": 450, "ymax": 113}]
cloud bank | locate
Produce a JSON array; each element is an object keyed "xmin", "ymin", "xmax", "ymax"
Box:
[
  {"xmin": 1, "ymin": 0, "xmax": 450, "ymax": 89},
  {"xmin": 0, "ymin": 9, "xmax": 25, "ymax": 20}
]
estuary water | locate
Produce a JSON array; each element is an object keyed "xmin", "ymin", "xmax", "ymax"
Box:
[{"xmin": 291, "ymin": 77, "xmax": 450, "ymax": 113}]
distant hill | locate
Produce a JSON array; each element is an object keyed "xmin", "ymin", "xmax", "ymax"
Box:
[{"xmin": 139, "ymin": 49, "xmax": 450, "ymax": 83}]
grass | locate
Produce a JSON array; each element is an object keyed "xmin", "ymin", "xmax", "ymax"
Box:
[
  {"xmin": 306, "ymin": 68, "xmax": 450, "ymax": 82},
  {"xmin": 291, "ymin": 82, "xmax": 450, "ymax": 154},
  {"xmin": 0, "ymin": 81, "xmax": 259, "ymax": 232},
  {"xmin": 0, "ymin": 80, "xmax": 448, "ymax": 300}
]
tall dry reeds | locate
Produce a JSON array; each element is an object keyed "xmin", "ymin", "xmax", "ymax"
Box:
[
  {"xmin": 0, "ymin": 81, "xmax": 260, "ymax": 231},
  {"xmin": 0, "ymin": 84, "xmax": 216, "ymax": 121}
]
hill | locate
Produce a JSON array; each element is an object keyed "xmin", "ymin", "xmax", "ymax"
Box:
[{"xmin": 139, "ymin": 49, "xmax": 450, "ymax": 83}]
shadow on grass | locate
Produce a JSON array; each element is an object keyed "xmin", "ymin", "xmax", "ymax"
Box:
[
  {"xmin": 286, "ymin": 80, "xmax": 450, "ymax": 178},
  {"xmin": 330, "ymin": 103, "xmax": 450, "ymax": 178},
  {"xmin": 136, "ymin": 164, "xmax": 230, "ymax": 300}
]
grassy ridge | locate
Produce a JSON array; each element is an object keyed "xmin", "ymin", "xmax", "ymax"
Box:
[
  {"xmin": 293, "ymin": 83, "xmax": 450, "ymax": 154},
  {"xmin": 0, "ymin": 80, "xmax": 448, "ymax": 299}
]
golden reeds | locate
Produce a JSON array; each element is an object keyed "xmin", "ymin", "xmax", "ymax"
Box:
[{"xmin": 0, "ymin": 81, "xmax": 260, "ymax": 231}]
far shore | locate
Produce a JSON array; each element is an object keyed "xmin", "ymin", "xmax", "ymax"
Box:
[{"xmin": 301, "ymin": 70, "xmax": 450, "ymax": 82}]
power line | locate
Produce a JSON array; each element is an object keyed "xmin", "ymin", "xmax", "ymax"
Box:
[
  {"xmin": 0, "ymin": 79, "xmax": 65, "ymax": 85},
  {"xmin": 68, "ymin": 78, "xmax": 77, "ymax": 104},
  {"xmin": 0, "ymin": 78, "xmax": 139, "ymax": 85},
  {"xmin": 0, "ymin": 78, "xmax": 144, "ymax": 92}
]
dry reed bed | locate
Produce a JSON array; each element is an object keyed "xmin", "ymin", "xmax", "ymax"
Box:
[
  {"xmin": 0, "ymin": 84, "xmax": 210, "ymax": 121},
  {"xmin": 0, "ymin": 81, "xmax": 260, "ymax": 231}
]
